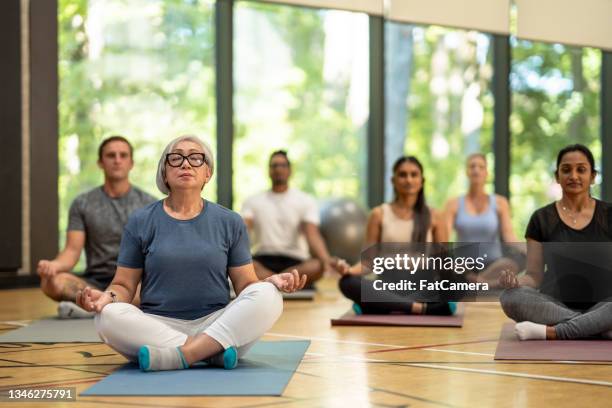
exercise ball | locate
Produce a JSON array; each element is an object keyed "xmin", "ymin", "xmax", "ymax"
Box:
[{"xmin": 320, "ymin": 198, "xmax": 367, "ymax": 264}]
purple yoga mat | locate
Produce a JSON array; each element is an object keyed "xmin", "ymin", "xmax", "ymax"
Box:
[
  {"xmin": 331, "ymin": 304, "xmax": 464, "ymax": 327},
  {"xmin": 494, "ymin": 323, "xmax": 612, "ymax": 361}
]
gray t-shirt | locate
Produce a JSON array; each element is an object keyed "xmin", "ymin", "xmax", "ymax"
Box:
[
  {"xmin": 117, "ymin": 200, "xmax": 252, "ymax": 320},
  {"xmin": 68, "ymin": 186, "xmax": 156, "ymax": 285}
]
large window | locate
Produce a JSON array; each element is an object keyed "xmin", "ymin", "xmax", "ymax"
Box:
[
  {"xmin": 56, "ymin": 0, "xmax": 608, "ymax": 249},
  {"xmin": 385, "ymin": 22, "xmax": 494, "ymax": 209},
  {"xmin": 59, "ymin": 0, "xmax": 216, "ymax": 253},
  {"xmin": 233, "ymin": 1, "xmax": 369, "ymax": 208},
  {"xmin": 510, "ymin": 40, "xmax": 601, "ymax": 235}
]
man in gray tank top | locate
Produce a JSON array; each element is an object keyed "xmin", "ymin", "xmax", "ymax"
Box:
[{"xmin": 37, "ymin": 136, "xmax": 156, "ymax": 318}]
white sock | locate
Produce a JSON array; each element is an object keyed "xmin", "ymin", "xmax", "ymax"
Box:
[
  {"xmin": 515, "ymin": 321, "xmax": 547, "ymax": 340},
  {"xmin": 139, "ymin": 345, "xmax": 188, "ymax": 371},
  {"xmin": 57, "ymin": 301, "xmax": 95, "ymax": 319},
  {"xmin": 602, "ymin": 330, "xmax": 612, "ymax": 340}
]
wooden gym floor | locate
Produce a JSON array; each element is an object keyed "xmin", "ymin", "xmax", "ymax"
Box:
[{"xmin": 0, "ymin": 277, "xmax": 611, "ymax": 408}]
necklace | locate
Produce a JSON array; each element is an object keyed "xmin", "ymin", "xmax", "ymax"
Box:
[
  {"xmin": 561, "ymin": 205, "xmax": 578, "ymax": 225},
  {"xmin": 559, "ymin": 198, "xmax": 591, "ymax": 225}
]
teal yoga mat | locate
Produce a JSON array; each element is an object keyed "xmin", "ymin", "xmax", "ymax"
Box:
[
  {"xmin": 81, "ymin": 340, "xmax": 310, "ymax": 396},
  {"xmin": 0, "ymin": 318, "xmax": 100, "ymax": 343},
  {"xmin": 331, "ymin": 304, "xmax": 465, "ymax": 327}
]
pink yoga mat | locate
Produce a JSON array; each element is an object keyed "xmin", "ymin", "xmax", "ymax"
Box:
[
  {"xmin": 494, "ymin": 323, "xmax": 612, "ymax": 362},
  {"xmin": 331, "ymin": 304, "xmax": 464, "ymax": 327}
]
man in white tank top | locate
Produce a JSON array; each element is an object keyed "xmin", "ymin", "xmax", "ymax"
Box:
[{"xmin": 241, "ymin": 151, "xmax": 333, "ymax": 286}]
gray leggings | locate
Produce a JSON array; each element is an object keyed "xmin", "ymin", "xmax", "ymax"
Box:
[{"xmin": 500, "ymin": 287, "xmax": 612, "ymax": 339}]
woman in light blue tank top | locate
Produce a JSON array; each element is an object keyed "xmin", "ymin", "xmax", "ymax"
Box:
[
  {"xmin": 455, "ymin": 194, "xmax": 503, "ymax": 260},
  {"xmin": 445, "ymin": 153, "xmax": 525, "ymax": 286}
]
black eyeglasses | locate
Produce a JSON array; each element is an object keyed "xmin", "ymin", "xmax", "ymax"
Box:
[{"xmin": 166, "ymin": 153, "xmax": 207, "ymax": 167}]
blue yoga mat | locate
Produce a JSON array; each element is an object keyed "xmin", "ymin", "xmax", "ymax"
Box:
[{"xmin": 81, "ymin": 340, "xmax": 310, "ymax": 396}]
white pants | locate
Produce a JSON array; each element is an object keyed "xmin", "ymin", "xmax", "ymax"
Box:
[{"xmin": 95, "ymin": 281, "xmax": 283, "ymax": 362}]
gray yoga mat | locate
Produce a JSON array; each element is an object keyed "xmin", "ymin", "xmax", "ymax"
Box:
[
  {"xmin": 282, "ymin": 289, "xmax": 315, "ymax": 300},
  {"xmin": 81, "ymin": 340, "xmax": 310, "ymax": 396},
  {"xmin": 331, "ymin": 304, "xmax": 465, "ymax": 327},
  {"xmin": 494, "ymin": 323, "xmax": 612, "ymax": 361},
  {"xmin": 0, "ymin": 318, "xmax": 100, "ymax": 343}
]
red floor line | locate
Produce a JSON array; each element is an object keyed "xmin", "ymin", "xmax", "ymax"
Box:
[{"xmin": 365, "ymin": 338, "xmax": 498, "ymax": 355}]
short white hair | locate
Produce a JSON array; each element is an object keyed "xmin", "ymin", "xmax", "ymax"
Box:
[{"xmin": 156, "ymin": 135, "xmax": 215, "ymax": 195}]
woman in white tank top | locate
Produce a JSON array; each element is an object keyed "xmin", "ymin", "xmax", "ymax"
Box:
[{"xmin": 333, "ymin": 156, "xmax": 456, "ymax": 316}]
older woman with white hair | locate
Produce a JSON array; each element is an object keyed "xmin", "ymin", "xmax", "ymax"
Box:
[{"xmin": 77, "ymin": 135, "xmax": 305, "ymax": 371}]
